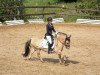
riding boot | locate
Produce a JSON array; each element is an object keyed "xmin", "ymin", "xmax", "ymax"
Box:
[
  {"xmin": 48, "ymin": 43, "xmax": 52, "ymax": 54},
  {"xmin": 50, "ymin": 44, "xmax": 53, "ymax": 51}
]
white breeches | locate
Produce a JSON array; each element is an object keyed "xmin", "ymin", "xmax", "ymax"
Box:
[{"xmin": 46, "ymin": 36, "xmax": 52, "ymax": 44}]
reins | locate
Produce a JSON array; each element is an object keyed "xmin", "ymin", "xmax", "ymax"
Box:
[{"xmin": 56, "ymin": 32, "xmax": 68, "ymax": 46}]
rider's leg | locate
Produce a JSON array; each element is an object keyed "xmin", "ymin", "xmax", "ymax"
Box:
[
  {"xmin": 46, "ymin": 36, "xmax": 52, "ymax": 54},
  {"xmin": 48, "ymin": 43, "xmax": 51, "ymax": 54},
  {"xmin": 50, "ymin": 35, "xmax": 54, "ymax": 51},
  {"xmin": 48, "ymin": 43, "xmax": 53, "ymax": 54}
]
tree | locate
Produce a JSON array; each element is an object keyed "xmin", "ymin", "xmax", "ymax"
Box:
[
  {"xmin": 59, "ymin": 0, "xmax": 77, "ymax": 2},
  {"xmin": 0, "ymin": 0, "xmax": 24, "ymax": 22},
  {"xmin": 76, "ymin": 0, "xmax": 100, "ymax": 19}
]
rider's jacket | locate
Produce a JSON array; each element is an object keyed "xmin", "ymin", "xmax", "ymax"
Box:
[{"xmin": 46, "ymin": 23, "xmax": 56, "ymax": 36}]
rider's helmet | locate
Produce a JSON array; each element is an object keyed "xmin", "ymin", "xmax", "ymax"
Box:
[{"xmin": 47, "ymin": 17, "xmax": 53, "ymax": 21}]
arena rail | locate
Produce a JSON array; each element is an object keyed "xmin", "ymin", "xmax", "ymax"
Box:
[
  {"xmin": 0, "ymin": 5, "xmax": 100, "ymax": 21},
  {"xmin": 0, "ymin": 6, "xmax": 100, "ymax": 12},
  {"xmin": 0, "ymin": 13, "xmax": 56, "ymax": 18}
]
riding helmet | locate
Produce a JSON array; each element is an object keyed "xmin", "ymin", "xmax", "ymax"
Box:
[{"xmin": 47, "ymin": 17, "xmax": 53, "ymax": 21}]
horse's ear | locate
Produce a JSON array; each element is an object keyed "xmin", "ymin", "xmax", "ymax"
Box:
[{"xmin": 68, "ymin": 35, "xmax": 71, "ymax": 38}]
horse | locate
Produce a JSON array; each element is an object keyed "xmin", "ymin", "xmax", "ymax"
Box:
[{"xmin": 22, "ymin": 32, "xmax": 71, "ymax": 64}]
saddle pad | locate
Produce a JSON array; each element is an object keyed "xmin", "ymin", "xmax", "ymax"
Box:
[{"xmin": 39, "ymin": 39, "xmax": 55, "ymax": 49}]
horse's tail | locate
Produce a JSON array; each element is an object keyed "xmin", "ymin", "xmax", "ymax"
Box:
[{"xmin": 23, "ymin": 39, "xmax": 31, "ymax": 57}]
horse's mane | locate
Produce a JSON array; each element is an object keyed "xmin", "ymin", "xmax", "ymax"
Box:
[{"xmin": 57, "ymin": 32, "xmax": 67, "ymax": 36}]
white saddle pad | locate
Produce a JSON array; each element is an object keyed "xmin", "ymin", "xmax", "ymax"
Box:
[{"xmin": 39, "ymin": 39, "xmax": 55, "ymax": 49}]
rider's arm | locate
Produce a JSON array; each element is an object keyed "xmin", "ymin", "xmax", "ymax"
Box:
[
  {"xmin": 46, "ymin": 24, "xmax": 51, "ymax": 35},
  {"xmin": 52, "ymin": 25, "xmax": 56, "ymax": 32}
]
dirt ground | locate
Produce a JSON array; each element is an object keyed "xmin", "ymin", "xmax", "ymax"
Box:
[{"xmin": 0, "ymin": 23, "xmax": 100, "ymax": 75}]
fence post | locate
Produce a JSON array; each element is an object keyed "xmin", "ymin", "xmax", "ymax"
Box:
[
  {"xmin": 61, "ymin": 5, "xmax": 65, "ymax": 18},
  {"xmin": 42, "ymin": 7, "xmax": 45, "ymax": 19}
]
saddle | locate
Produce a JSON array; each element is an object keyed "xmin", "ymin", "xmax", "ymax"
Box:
[{"xmin": 39, "ymin": 34, "xmax": 55, "ymax": 49}]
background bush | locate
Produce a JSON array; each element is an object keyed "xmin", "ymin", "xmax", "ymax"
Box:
[
  {"xmin": 0, "ymin": 0, "xmax": 100, "ymax": 22},
  {"xmin": 0, "ymin": 0, "xmax": 24, "ymax": 21}
]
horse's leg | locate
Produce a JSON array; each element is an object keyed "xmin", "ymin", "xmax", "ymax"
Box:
[
  {"xmin": 37, "ymin": 50, "xmax": 43, "ymax": 62},
  {"xmin": 28, "ymin": 46, "xmax": 35, "ymax": 60},
  {"xmin": 58, "ymin": 53, "xmax": 62, "ymax": 64},
  {"xmin": 55, "ymin": 47, "xmax": 62, "ymax": 64},
  {"xmin": 58, "ymin": 45, "xmax": 64, "ymax": 64},
  {"xmin": 63, "ymin": 55, "xmax": 67, "ymax": 64}
]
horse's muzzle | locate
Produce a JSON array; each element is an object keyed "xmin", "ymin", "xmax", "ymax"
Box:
[{"xmin": 65, "ymin": 45, "xmax": 70, "ymax": 49}]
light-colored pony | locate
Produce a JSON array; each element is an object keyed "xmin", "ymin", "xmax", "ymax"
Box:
[{"xmin": 22, "ymin": 32, "xmax": 71, "ymax": 64}]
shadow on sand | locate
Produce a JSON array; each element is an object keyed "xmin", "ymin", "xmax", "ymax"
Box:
[
  {"xmin": 43, "ymin": 57, "xmax": 79, "ymax": 66},
  {"xmin": 30, "ymin": 57, "xmax": 79, "ymax": 66}
]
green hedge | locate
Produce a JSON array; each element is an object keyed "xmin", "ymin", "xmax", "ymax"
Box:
[{"xmin": 24, "ymin": 0, "xmax": 59, "ymax": 6}]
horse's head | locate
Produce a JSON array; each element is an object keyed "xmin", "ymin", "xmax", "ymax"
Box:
[
  {"xmin": 64, "ymin": 35, "xmax": 71, "ymax": 49},
  {"xmin": 56, "ymin": 32, "xmax": 71, "ymax": 49}
]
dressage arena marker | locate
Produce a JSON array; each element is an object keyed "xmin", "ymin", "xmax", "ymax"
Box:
[
  {"xmin": 28, "ymin": 19, "xmax": 45, "ymax": 24},
  {"xmin": 0, "ymin": 22, "xmax": 2, "ymax": 26},
  {"xmin": 1, "ymin": 18, "xmax": 65, "ymax": 26},
  {"xmin": 5, "ymin": 20, "xmax": 25, "ymax": 25},
  {"xmin": 52, "ymin": 18, "xmax": 64, "ymax": 23},
  {"xmin": 76, "ymin": 19, "xmax": 100, "ymax": 24}
]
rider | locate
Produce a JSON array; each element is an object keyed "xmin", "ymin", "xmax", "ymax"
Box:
[{"xmin": 45, "ymin": 17, "xmax": 56, "ymax": 54}]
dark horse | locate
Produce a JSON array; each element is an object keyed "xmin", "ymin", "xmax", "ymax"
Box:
[{"xmin": 22, "ymin": 32, "xmax": 71, "ymax": 64}]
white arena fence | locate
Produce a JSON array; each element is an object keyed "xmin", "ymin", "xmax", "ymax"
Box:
[
  {"xmin": 5, "ymin": 20, "xmax": 25, "ymax": 25},
  {"xmin": 28, "ymin": 19, "xmax": 45, "ymax": 24},
  {"xmin": 3, "ymin": 18, "xmax": 64, "ymax": 26},
  {"xmin": 28, "ymin": 18, "xmax": 64, "ymax": 24},
  {"xmin": 76, "ymin": 19, "xmax": 100, "ymax": 24},
  {"xmin": 1, "ymin": 18, "xmax": 100, "ymax": 26},
  {"xmin": 52, "ymin": 18, "xmax": 64, "ymax": 23},
  {"xmin": 0, "ymin": 22, "xmax": 2, "ymax": 26}
]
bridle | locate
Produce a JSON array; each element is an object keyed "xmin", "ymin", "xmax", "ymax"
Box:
[
  {"xmin": 54, "ymin": 32, "xmax": 70, "ymax": 48},
  {"xmin": 60, "ymin": 34, "xmax": 70, "ymax": 48},
  {"xmin": 63, "ymin": 35, "xmax": 69, "ymax": 45}
]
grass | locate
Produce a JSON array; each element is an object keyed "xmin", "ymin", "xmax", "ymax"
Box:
[
  {"xmin": 24, "ymin": 0, "xmax": 58, "ymax": 6},
  {"xmin": 23, "ymin": 0, "xmax": 84, "ymax": 22}
]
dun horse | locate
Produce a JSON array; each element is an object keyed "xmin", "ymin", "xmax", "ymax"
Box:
[{"xmin": 22, "ymin": 32, "xmax": 71, "ymax": 64}]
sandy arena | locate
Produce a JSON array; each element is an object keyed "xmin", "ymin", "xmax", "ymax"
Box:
[{"xmin": 0, "ymin": 23, "xmax": 100, "ymax": 75}]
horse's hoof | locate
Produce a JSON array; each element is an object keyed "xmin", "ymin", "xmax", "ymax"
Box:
[
  {"xmin": 41, "ymin": 60, "xmax": 44, "ymax": 63},
  {"xmin": 21, "ymin": 53, "xmax": 24, "ymax": 57},
  {"xmin": 63, "ymin": 60, "xmax": 66, "ymax": 64},
  {"xmin": 28, "ymin": 58, "xmax": 31, "ymax": 60},
  {"xmin": 41, "ymin": 61, "xmax": 44, "ymax": 63},
  {"xmin": 24, "ymin": 58, "xmax": 28, "ymax": 60},
  {"xmin": 59, "ymin": 62, "xmax": 63, "ymax": 65}
]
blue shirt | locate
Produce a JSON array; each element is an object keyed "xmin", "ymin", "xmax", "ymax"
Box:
[{"xmin": 46, "ymin": 23, "xmax": 56, "ymax": 36}]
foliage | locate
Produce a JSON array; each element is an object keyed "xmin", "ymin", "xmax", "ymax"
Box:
[
  {"xmin": 97, "ymin": 0, "xmax": 100, "ymax": 3},
  {"xmin": 0, "ymin": 0, "xmax": 24, "ymax": 22},
  {"xmin": 58, "ymin": 0, "xmax": 77, "ymax": 2},
  {"xmin": 75, "ymin": 0, "xmax": 100, "ymax": 19},
  {"xmin": 0, "ymin": 0, "xmax": 100, "ymax": 22},
  {"xmin": 24, "ymin": 0, "xmax": 59, "ymax": 6}
]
